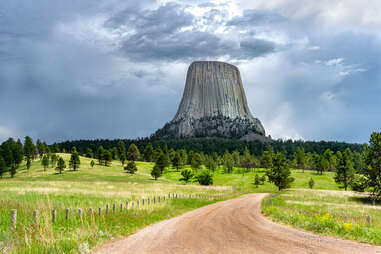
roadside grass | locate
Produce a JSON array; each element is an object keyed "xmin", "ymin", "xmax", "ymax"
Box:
[
  {"xmin": 0, "ymin": 154, "xmax": 341, "ymax": 253},
  {"xmin": 262, "ymin": 189, "xmax": 381, "ymax": 245}
]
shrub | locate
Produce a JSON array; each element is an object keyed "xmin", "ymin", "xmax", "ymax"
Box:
[
  {"xmin": 254, "ymin": 174, "xmax": 260, "ymax": 187},
  {"xmin": 196, "ymin": 170, "xmax": 213, "ymax": 185},
  {"xmin": 125, "ymin": 161, "xmax": 137, "ymax": 174},
  {"xmin": 350, "ymin": 174, "xmax": 368, "ymax": 192},
  {"xmin": 180, "ymin": 169, "xmax": 194, "ymax": 183},
  {"xmin": 308, "ymin": 178, "xmax": 315, "ymax": 189}
]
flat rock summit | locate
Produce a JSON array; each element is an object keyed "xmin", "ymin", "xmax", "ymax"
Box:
[{"xmin": 154, "ymin": 61, "xmax": 267, "ymax": 141}]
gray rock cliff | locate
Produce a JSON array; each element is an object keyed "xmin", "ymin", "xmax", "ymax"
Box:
[{"xmin": 154, "ymin": 61, "xmax": 266, "ymax": 140}]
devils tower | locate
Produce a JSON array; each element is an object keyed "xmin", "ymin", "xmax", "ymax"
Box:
[{"xmin": 154, "ymin": 61, "xmax": 266, "ymax": 141}]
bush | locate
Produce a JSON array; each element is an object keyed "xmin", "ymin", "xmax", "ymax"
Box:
[
  {"xmin": 308, "ymin": 178, "xmax": 315, "ymax": 189},
  {"xmin": 350, "ymin": 174, "xmax": 368, "ymax": 192},
  {"xmin": 180, "ymin": 169, "xmax": 194, "ymax": 183},
  {"xmin": 254, "ymin": 174, "xmax": 260, "ymax": 187},
  {"xmin": 124, "ymin": 161, "xmax": 137, "ymax": 174},
  {"xmin": 260, "ymin": 175, "xmax": 266, "ymax": 185},
  {"xmin": 196, "ymin": 170, "xmax": 213, "ymax": 185}
]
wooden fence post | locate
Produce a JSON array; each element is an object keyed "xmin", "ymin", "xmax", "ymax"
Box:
[
  {"xmin": 154, "ymin": 197, "xmax": 156, "ymax": 204},
  {"xmin": 98, "ymin": 207, "xmax": 102, "ymax": 216},
  {"xmin": 106, "ymin": 204, "xmax": 109, "ymax": 214},
  {"xmin": 366, "ymin": 215, "xmax": 371, "ymax": 226},
  {"xmin": 120, "ymin": 204, "xmax": 123, "ymax": 212},
  {"xmin": 52, "ymin": 210, "xmax": 56, "ymax": 223},
  {"xmin": 66, "ymin": 208, "xmax": 70, "ymax": 220},
  {"xmin": 89, "ymin": 208, "xmax": 94, "ymax": 216},
  {"xmin": 11, "ymin": 209, "xmax": 17, "ymax": 228},
  {"xmin": 158, "ymin": 196, "xmax": 160, "ymax": 203},
  {"xmin": 113, "ymin": 204, "xmax": 116, "ymax": 213},
  {"xmin": 168, "ymin": 193, "xmax": 170, "ymax": 199},
  {"xmin": 142, "ymin": 199, "xmax": 145, "ymax": 206},
  {"xmin": 78, "ymin": 208, "xmax": 83, "ymax": 219},
  {"xmin": 137, "ymin": 200, "xmax": 139, "ymax": 207},
  {"xmin": 33, "ymin": 210, "xmax": 38, "ymax": 223}
]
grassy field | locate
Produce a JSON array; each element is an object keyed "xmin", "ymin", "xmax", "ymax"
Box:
[
  {"xmin": 0, "ymin": 154, "xmax": 341, "ymax": 253},
  {"xmin": 262, "ymin": 189, "xmax": 381, "ymax": 245}
]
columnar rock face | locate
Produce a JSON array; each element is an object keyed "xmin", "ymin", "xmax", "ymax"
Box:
[{"xmin": 154, "ymin": 61, "xmax": 266, "ymax": 140}]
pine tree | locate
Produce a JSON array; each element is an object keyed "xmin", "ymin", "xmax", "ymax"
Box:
[
  {"xmin": 335, "ymin": 149, "xmax": 354, "ymax": 191},
  {"xmin": 172, "ymin": 151, "xmax": 182, "ymax": 172},
  {"xmin": 90, "ymin": 160, "xmax": 95, "ymax": 168},
  {"xmin": 191, "ymin": 153, "xmax": 202, "ymax": 171},
  {"xmin": 56, "ymin": 157, "xmax": 66, "ymax": 174},
  {"xmin": 104, "ymin": 150, "xmax": 112, "ymax": 166},
  {"xmin": 26, "ymin": 158, "xmax": 31, "ymax": 170},
  {"xmin": 143, "ymin": 143, "xmax": 154, "ymax": 162},
  {"xmin": 69, "ymin": 152, "xmax": 81, "ymax": 171},
  {"xmin": 260, "ymin": 146, "xmax": 273, "ymax": 169},
  {"xmin": 364, "ymin": 132, "xmax": 381, "ymax": 199},
  {"xmin": 241, "ymin": 147, "xmax": 252, "ymax": 175},
  {"xmin": 50, "ymin": 154, "xmax": 58, "ymax": 168},
  {"xmin": 223, "ymin": 152, "xmax": 234, "ymax": 173},
  {"xmin": 24, "ymin": 136, "xmax": 36, "ymax": 162},
  {"xmin": 0, "ymin": 154, "xmax": 6, "ymax": 178},
  {"xmin": 205, "ymin": 156, "xmax": 217, "ymax": 172},
  {"xmin": 254, "ymin": 174, "xmax": 260, "ymax": 188},
  {"xmin": 41, "ymin": 155, "xmax": 49, "ymax": 171},
  {"xmin": 151, "ymin": 164, "xmax": 162, "ymax": 180},
  {"xmin": 294, "ymin": 147, "xmax": 306, "ymax": 171},
  {"xmin": 127, "ymin": 144, "xmax": 140, "ymax": 161},
  {"xmin": 124, "ymin": 161, "xmax": 138, "ymax": 174},
  {"xmin": 97, "ymin": 146, "xmax": 105, "ymax": 165},
  {"xmin": 266, "ymin": 153, "xmax": 294, "ymax": 191}
]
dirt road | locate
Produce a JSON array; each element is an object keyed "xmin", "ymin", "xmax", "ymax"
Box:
[{"xmin": 94, "ymin": 194, "xmax": 381, "ymax": 254}]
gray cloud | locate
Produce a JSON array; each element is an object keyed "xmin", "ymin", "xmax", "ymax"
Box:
[{"xmin": 0, "ymin": 0, "xmax": 380, "ymax": 144}]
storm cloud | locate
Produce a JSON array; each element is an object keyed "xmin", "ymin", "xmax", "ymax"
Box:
[{"xmin": 0, "ymin": 0, "xmax": 380, "ymax": 143}]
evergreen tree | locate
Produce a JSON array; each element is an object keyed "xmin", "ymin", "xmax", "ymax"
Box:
[
  {"xmin": 143, "ymin": 143, "xmax": 154, "ymax": 162},
  {"xmin": 266, "ymin": 152, "xmax": 294, "ymax": 191},
  {"xmin": 26, "ymin": 158, "xmax": 31, "ymax": 170},
  {"xmin": 241, "ymin": 147, "xmax": 252, "ymax": 175},
  {"xmin": 86, "ymin": 148, "xmax": 93, "ymax": 158},
  {"xmin": 127, "ymin": 144, "xmax": 140, "ymax": 161},
  {"xmin": 180, "ymin": 149, "xmax": 188, "ymax": 166},
  {"xmin": 335, "ymin": 149, "xmax": 355, "ymax": 191},
  {"xmin": 112, "ymin": 147, "xmax": 119, "ymax": 160},
  {"xmin": 15, "ymin": 139, "xmax": 24, "ymax": 165},
  {"xmin": 260, "ymin": 146, "xmax": 273, "ymax": 169},
  {"xmin": 50, "ymin": 154, "xmax": 58, "ymax": 168},
  {"xmin": 104, "ymin": 150, "xmax": 112, "ymax": 166},
  {"xmin": 191, "ymin": 153, "xmax": 203, "ymax": 171},
  {"xmin": 97, "ymin": 146, "xmax": 105, "ymax": 165},
  {"xmin": 223, "ymin": 152, "xmax": 234, "ymax": 173},
  {"xmin": 69, "ymin": 152, "xmax": 81, "ymax": 171},
  {"xmin": 151, "ymin": 164, "xmax": 162, "ymax": 180},
  {"xmin": 205, "ymin": 156, "xmax": 217, "ymax": 172},
  {"xmin": 180, "ymin": 169, "xmax": 194, "ymax": 182},
  {"xmin": 120, "ymin": 153, "xmax": 127, "ymax": 166},
  {"xmin": 254, "ymin": 174, "xmax": 260, "ymax": 188},
  {"xmin": 232, "ymin": 150, "xmax": 240, "ymax": 167},
  {"xmin": 0, "ymin": 154, "xmax": 5, "ymax": 178},
  {"xmin": 90, "ymin": 160, "xmax": 95, "ymax": 168},
  {"xmin": 172, "ymin": 151, "xmax": 182, "ymax": 171},
  {"xmin": 316, "ymin": 155, "xmax": 329, "ymax": 175},
  {"xmin": 363, "ymin": 132, "xmax": 381, "ymax": 199},
  {"xmin": 294, "ymin": 147, "xmax": 306, "ymax": 171},
  {"xmin": 56, "ymin": 157, "xmax": 66, "ymax": 174},
  {"xmin": 195, "ymin": 170, "xmax": 213, "ymax": 185},
  {"xmin": 323, "ymin": 149, "xmax": 336, "ymax": 172},
  {"xmin": 309, "ymin": 178, "xmax": 315, "ymax": 189},
  {"xmin": 124, "ymin": 161, "xmax": 138, "ymax": 174},
  {"xmin": 41, "ymin": 155, "xmax": 49, "ymax": 171},
  {"xmin": 156, "ymin": 153, "xmax": 169, "ymax": 173}
]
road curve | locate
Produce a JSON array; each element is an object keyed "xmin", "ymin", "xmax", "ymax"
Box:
[{"xmin": 94, "ymin": 194, "xmax": 381, "ymax": 254}]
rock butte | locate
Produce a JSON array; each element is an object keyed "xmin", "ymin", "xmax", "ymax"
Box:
[{"xmin": 154, "ymin": 61, "xmax": 267, "ymax": 141}]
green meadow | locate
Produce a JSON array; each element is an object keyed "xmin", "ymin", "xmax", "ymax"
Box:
[{"xmin": 0, "ymin": 153, "xmax": 371, "ymax": 253}]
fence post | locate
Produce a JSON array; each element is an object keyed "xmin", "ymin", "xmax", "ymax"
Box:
[
  {"xmin": 126, "ymin": 202, "xmax": 129, "ymax": 209},
  {"xmin": 78, "ymin": 208, "xmax": 83, "ymax": 219},
  {"xmin": 52, "ymin": 210, "xmax": 56, "ymax": 223},
  {"xmin": 137, "ymin": 200, "xmax": 139, "ymax": 207},
  {"xmin": 154, "ymin": 197, "xmax": 156, "ymax": 204},
  {"xmin": 113, "ymin": 204, "xmax": 116, "ymax": 213},
  {"xmin": 120, "ymin": 204, "xmax": 123, "ymax": 212},
  {"xmin": 89, "ymin": 208, "xmax": 94, "ymax": 216},
  {"xmin": 168, "ymin": 193, "xmax": 170, "ymax": 199},
  {"xmin": 11, "ymin": 209, "xmax": 17, "ymax": 228},
  {"xmin": 142, "ymin": 199, "xmax": 145, "ymax": 206},
  {"xmin": 158, "ymin": 196, "xmax": 160, "ymax": 203},
  {"xmin": 163, "ymin": 196, "xmax": 165, "ymax": 201},
  {"xmin": 65, "ymin": 208, "xmax": 70, "ymax": 220},
  {"xmin": 33, "ymin": 210, "xmax": 38, "ymax": 223},
  {"xmin": 366, "ymin": 216, "xmax": 371, "ymax": 226},
  {"xmin": 106, "ymin": 204, "xmax": 109, "ymax": 214},
  {"xmin": 98, "ymin": 207, "xmax": 102, "ymax": 216}
]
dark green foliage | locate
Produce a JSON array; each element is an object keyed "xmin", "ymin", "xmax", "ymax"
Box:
[
  {"xmin": 180, "ymin": 169, "xmax": 194, "ymax": 183},
  {"xmin": 26, "ymin": 158, "xmax": 31, "ymax": 170},
  {"xmin": 69, "ymin": 152, "xmax": 81, "ymax": 171},
  {"xmin": 172, "ymin": 151, "xmax": 183, "ymax": 171},
  {"xmin": 0, "ymin": 154, "xmax": 5, "ymax": 178},
  {"xmin": 41, "ymin": 155, "xmax": 49, "ymax": 171},
  {"xmin": 117, "ymin": 141, "xmax": 126, "ymax": 164},
  {"xmin": 350, "ymin": 174, "xmax": 368, "ymax": 192},
  {"xmin": 266, "ymin": 152, "xmax": 294, "ymax": 191},
  {"xmin": 127, "ymin": 144, "xmax": 140, "ymax": 161},
  {"xmin": 294, "ymin": 147, "xmax": 305, "ymax": 170},
  {"xmin": 56, "ymin": 157, "xmax": 66, "ymax": 174},
  {"xmin": 195, "ymin": 170, "xmax": 213, "ymax": 185},
  {"xmin": 24, "ymin": 136, "xmax": 36, "ymax": 161},
  {"xmin": 50, "ymin": 154, "xmax": 58, "ymax": 168},
  {"xmin": 143, "ymin": 143, "xmax": 154, "ymax": 162},
  {"xmin": 156, "ymin": 153, "xmax": 169, "ymax": 173},
  {"xmin": 104, "ymin": 150, "xmax": 112, "ymax": 166},
  {"xmin": 315, "ymin": 155, "xmax": 329, "ymax": 175},
  {"xmin": 260, "ymin": 175, "xmax": 266, "ymax": 184},
  {"xmin": 151, "ymin": 164, "xmax": 162, "ymax": 180},
  {"xmin": 254, "ymin": 174, "xmax": 260, "ymax": 187},
  {"xmin": 260, "ymin": 146, "xmax": 273, "ymax": 168},
  {"xmin": 124, "ymin": 161, "xmax": 138, "ymax": 174},
  {"xmin": 308, "ymin": 178, "xmax": 315, "ymax": 189},
  {"xmin": 335, "ymin": 149, "xmax": 355, "ymax": 191},
  {"xmin": 223, "ymin": 152, "xmax": 234, "ymax": 173},
  {"xmin": 364, "ymin": 132, "xmax": 381, "ymax": 199},
  {"xmin": 191, "ymin": 153, "xmax": 202, "ymax": 171},
  {"xmin": 90, "ymin": 160, "xmax": 95, "ymax": 168},
  {"xmin": 86, "ymin": 148, "xmax": 93, "ymax": 158},
  {"xmin": 323, "ymin": 149, "xmax": 336, "ymax": 172},
  {"xmin": 240, "ymin": 147, "xmax": 252, "ymax": 175},
  {"xmin": 97, "ymin": 146, "xmax": 105, "ymax": 165},
  {"xmin": 112, "ymin": 147, "xmax": 119, "ymax": 160},
  {"xmin": 205, "ymin": 156, "xmax": 217, "ymax": 172}
]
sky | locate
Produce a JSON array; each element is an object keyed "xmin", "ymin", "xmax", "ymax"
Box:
[{"xmin": 1, "ymin": 0, "xmax": 381, "ymax": 144}]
